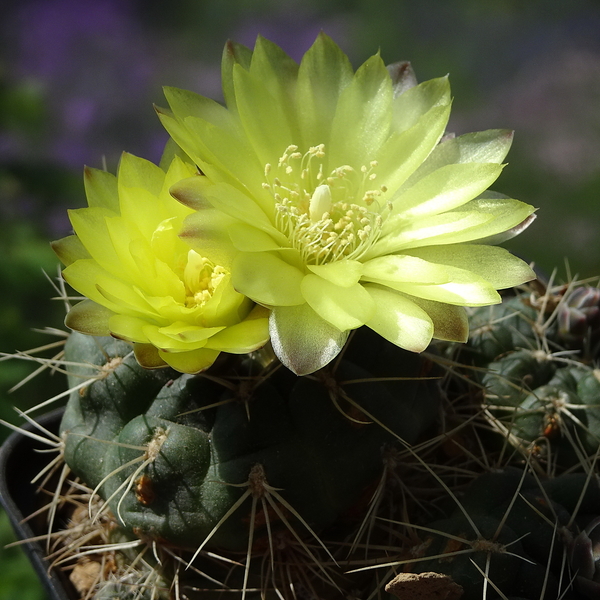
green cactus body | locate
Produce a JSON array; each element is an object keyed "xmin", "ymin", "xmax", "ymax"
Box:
[
  {"xmin": 410, "ymin": 468, "xmax": 600, "ymax": 600},
  {"xmin": 463, "ymin": 285, "xmax": 600, "ymax": 467},
  {"xmin": 466, "ymin": 296, "xmax": 543, "ymax": 364},
  {"xmin": 60, "ymin": 328, "xmax": 441, "ymax": 553}
]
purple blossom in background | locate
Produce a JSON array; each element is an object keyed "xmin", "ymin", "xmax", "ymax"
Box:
[
  {"xmin": 3, "ymin": 0, "xmax": 165, "ymax": 170},
  {"xmin": 1, "ymin": 0, "xmax": 352, "ymax": 172}
]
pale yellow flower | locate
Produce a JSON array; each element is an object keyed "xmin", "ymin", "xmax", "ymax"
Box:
[
  {"xmin": 52, "ymin": 153, "xmax": 269, "ymax": 373},
  {"xmin": 160, "ymin": 34, "xmax": 535, "ymax": 374}
]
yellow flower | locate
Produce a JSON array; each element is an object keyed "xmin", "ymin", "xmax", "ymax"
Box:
[
  {"xmin": 52, "ymin": 152, "xmax": 269, "ymax": 374},
  {"xmin": 160, "ymin": 34, "xmax": 536, "ymax": 375}
]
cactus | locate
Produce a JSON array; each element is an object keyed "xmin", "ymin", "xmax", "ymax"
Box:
[
  {"xmin": 460, "ymin": 278, "xmax": 600, "ymax": 468},
  {"xmin": 57, "ymin": 326, "xmax": 441, "ymax": 596},
  {"xmin": 36, "ymin": 276, "xmax": 597, "ymax": 600},
  {"xmin": 389, "ymin": 276, "xmax": 600, "ymax": 600},
  {"xmin": 406, "ymin": 468, "xmax": 600, "ymax": 600}
]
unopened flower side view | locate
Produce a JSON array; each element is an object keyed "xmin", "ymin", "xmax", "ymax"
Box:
[{"xmin": 2, "ymin": 33, "xmax": 600, "ymax": 600}]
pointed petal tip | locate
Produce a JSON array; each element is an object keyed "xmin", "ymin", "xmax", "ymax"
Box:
[
  {"xmin": 153, "ymin": 103, "xmax": 172, "ymax": 118},
  {"xmin": 169, "ymin": 176, "xmax": 210, "ymax": 210},
  {"xmin": 497, "ymin": 129, "xmax": 515, "ymax": 147},
  {"xmin": 224, "ymin": 39, "xmax": 252, "ymax": 62},
  {"xmin": 386, "ymin": 61, "xmax": 417, "ymax": 96},
  {"xmin": 479, "ymin": 212, "xmax": 537, "ymax": 245},
  {"xmin": 269, "ymin": 305, "xmax": 349, "ymax": 375}
]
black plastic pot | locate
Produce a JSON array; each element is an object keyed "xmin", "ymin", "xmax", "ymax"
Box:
[{"xmin": 0, "ymin": 408, "xmax": 72, "ymax": 600}]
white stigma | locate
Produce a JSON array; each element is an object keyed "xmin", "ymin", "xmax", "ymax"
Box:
[{"xmin": 309, "ymin": 184, "xmax": 332, "ymax": 223}]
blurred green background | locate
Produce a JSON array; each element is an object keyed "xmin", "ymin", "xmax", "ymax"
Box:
[{"xmin": 1, "ymin": 0, "xmax": 599, "ymax": 597}]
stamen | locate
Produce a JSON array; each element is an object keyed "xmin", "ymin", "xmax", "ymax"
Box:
[
  {"xmin": 183, "ymin": 251, "xmax": 227, "ymax": 308},
  {"xmin": 269, "ymin": 143, "xmax": 386, "ymax": 265}
]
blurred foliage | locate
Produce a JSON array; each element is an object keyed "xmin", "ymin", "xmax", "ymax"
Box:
[
  {"xmin": 0, "ymin": 1, "xmax": 599, "ymax": 598},
  {"xmin": 0, "ymin": 160, "xmax": 81, "ymax": 443},
  {"xmin": 0, "ymin": 511, "xmax": 45, "ymax": 600}
]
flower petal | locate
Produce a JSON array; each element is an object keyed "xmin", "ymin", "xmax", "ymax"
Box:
[
  {"xmin": 62, "ymin": 260, "xmax": 120, "ymax": 310},
  {"xmin": 370, "ymin": 196, "xmax": 536, "ymax": 256},
  {"xmin": 233, "ymin": 62, "xmax": 295, "ymax": 165},
  {"xmin": 387, "ymin": 61, "xmax": 417, "ymax": 97},
  {"xmin": 307, "ymin": 260, "xmax": 363, "ymax": 288},
  {"xmin": 249, "ymin": 36, "xmax": 299, "ymax": 135},
  {"xmin": 178, "ymin": 210, "xmax": 239, "ymax": 269},
  {"xmin": 51, "ymin": 234, "xmax": 90, "ymax": 267},
  {"xmin": 68, "ymin": 207, "xmax": 119, "ymax": 271},
  {"xmin": 404, "ymin": 244, "xmax": 535, "ymax": 289},
  {"xmin": 364, "ymin": 285, "xmax": 434, "ymax": 352},
  {"xmin": 362, "ymin": 255, "xmax": 451, "ymax": 285},
  {"xmin": 204, "ymin": 313, "xmax": 269, "ymax": 353},
  {"xmin": 390, "ymin": 162, "xmax": 504, "ymax": 221},
  {"xmin": 387, "ymin": 272, "xmax": 501, "ymax": 306},
  {"xmin": 374, "ymin": 103, "xmax": 450, "ymax": 196},
  {"xmin": 65, "ymin": 300, "xmax": 113, "ymax": 336},
  {"xmin": 117, "ymin": 152, "xmax": 164, "ymax": 197},
  {"xmin": 296, "ymin": 32, "xmax": 354, "ymax": 149},
  {"xmin": 301, "ymin": 275, "xmax": 375, "ymax": 331},
  {"xmin": 228, "ymin": 222, "xmax": 285, "ymax": 252},
  {"xmin": 404, "ymin": 129, "xmax": 514, "ymax": 185},
  {"xmin": 202, "ymin": 182, "xmax": 283, "ymax": 239},
  {"xmin": 221, "ymin": 40, "xmax": 253, "ymax": 113},
  {"xmin": 159, "ymin": 107, "xmax": 264, "ymax": 195},
  {"xmin": 95, "ymin": 275, "xmax": 161, "ymax": 317},
  {"xmin": 476, "ymin": 212, "xmax": 537, "ymax": 245},
  {"xmin": 141, "ymin": 322, "xmax": 223, "ymax": 352},
  {"xmin": 269, "ymin": 304, "xmax": 349, "ymax": 375},
  {"xmin": 134, "ymin": 343, "xmax": 167, "ymax": 369},
  {"xmin": 158, "ymin": 347, "xmax": 220, "ymax": 374},
  {"xmin": 329, "ymin": 53, "xmax": 393, "ymax": 168},
  {"xmin": 163, "ymin": 86, "xmax": 237, "ymax": 133},
  {"xmin": 391, "ymin": 75, "xmax": 451, "ymax": 133},
  {"xmin": 108, "ymin": 313, "xmax": 151, "ymax": 343},
  {"xmin": 403, "ymin": 294, "xmax": 469, "ymax": 342},
  {"xmin": 232, "ymin": 252, "xmax": 305, "ymax": 306},
  {"xmin": 83, "ymin": 166, "xmax": 119, "ymax": 212},
  {"xmin": 169, "ymin": 174, "xmax": 216, "ymax": 211}
]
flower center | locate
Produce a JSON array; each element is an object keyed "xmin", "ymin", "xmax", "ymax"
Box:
[
  {"xmin": 183, "ymin": 250, "xmax": 227, "ymax": 308},
  {"xmin": 264, "ymin": 145, "xmax": 389, "ymax": 266}
]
